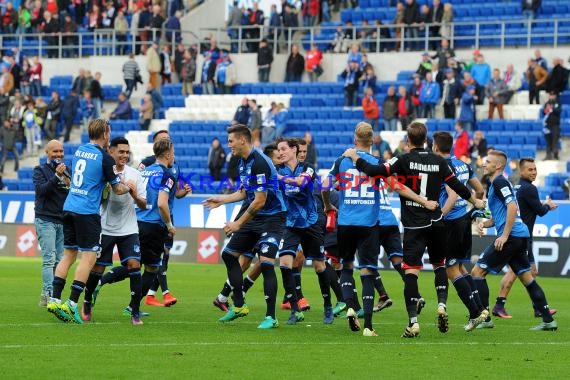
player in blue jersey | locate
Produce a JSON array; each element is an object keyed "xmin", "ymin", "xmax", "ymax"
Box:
[
  {"xmin": 81, "ymin": 137, "xmax": 147, "ymax": 325},
  {"xmin": 139, "ymin": 129, "xmax": 191, "ymax": 307},
  {"xmin": 491, "ymin": 157, "xmax": 558, "ymax": 319},
  {"xmin": 322, "ymin": 122, "xmax": 438, "ymax": 337},
  {"xmin": 212, "ymin": 143, "xmax": 280, "ymax": 312},
  {"xmin": 204, "ymin": 125, "xmax": 287, "ymax": 329},
  {"xmin": 275, "ymin": 137, "xmax": 335, "ymax": 324},
  {"xmin": 471, "ymin": 150, "xmax": 557, "ymax": 331},
  {"xmin": 135, "ymin": 138, "xmax": 179, "ymax": 309},
  {"xmin": 47, "ymin": 119, "xmax": 133, "ymax": 324},
  {"xmin": 432, "ymin": 131, "xmax": 488, "ymax": 332}
]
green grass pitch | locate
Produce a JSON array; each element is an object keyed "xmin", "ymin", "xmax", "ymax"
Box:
[{"xmin": 0, "ymin": 257, "xmax": 567, "ymax": 379}]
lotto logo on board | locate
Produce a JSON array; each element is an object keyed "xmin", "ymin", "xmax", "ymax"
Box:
[
  {"xmin": 16, "ymin": 227, "xmax": 37, "ymax": 257},
  {"xmin": 197, "ymin": 231, "xmax": 219, "ymax": 264}
]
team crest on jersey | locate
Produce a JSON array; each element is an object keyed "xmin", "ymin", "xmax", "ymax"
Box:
[
  {"xmin": 256, "ymin": 174, "xmax": 266, "ymax": 184},
  {"xmin": 133, "ymin": 244, "xmax": 140, "ymax": 253},
  {"xmin": 260, "ymin": 244, "xmax": 269, "ymax": 254}
]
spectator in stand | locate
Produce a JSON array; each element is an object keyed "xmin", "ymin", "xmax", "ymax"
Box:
[
  {"xmin": 543, "ymin": 91, "xmax": 561, "ymax": 160},
  {"xmin": 150, "ymin": 4, "xmax": 165, "ymax": 40},
  {"xmin": 361, "ymin": 65, "xmax": 377, "ymax": 95},
  {"xmin": 393, "ymin": 2, "xmax": 405, "ymax": 51},
  {"xmin": 346, "ymin": 43, "xmax": 362, "ymax": 65},
  {"xmin": 419, "ymin": 71, "xmax": 440, "ymax": 118},
  {"xmin": 305, "ymin": 44, "xmax": 323, "ymax": 83},
  {"xmin": 101, "ymin": 1, "xmax": 117, "ymax": 28},
  {"xmin": 257, "ymin": 39, "xmax": 273, "ymax": 83},
  {"xmin": 275, "ymin": 102, "xmax": 288, "ymax": 138},
  {"xmin": 268, "ymin": 4, "xmax": 282, "ymax": 52},
  {"xmin": 122, "ymin": 54, "xmax": 140, "ymax": 99},
  {"xmin": 110, "ymin": 92, "xmax": 132, "ymax": 120},
  {"xmin": 370, "ymin": 19, "xmax": 392, "ymax": 52},
  {"xmin": 139, "ymin": 94, "xmax": 153, "ymax": 131},
  {"xmin": 470, "ymin": 130, "xmax": 488, "ymax": 172},
  {"xmin": 372, "ymin": 133, "xmax": 392, "ymax": 158},
  {"xmin": 164, "ymin": 10, "xmax": 182, "ymax": 44},
  {"xmin": 17, "ymin": 4, "xmax": 31, "ymax": 35},
  {"xmin": 90, "ymin": 72, "xmax": 104, "ymax": 119},
  {"xmin": 147, "ymin": 83, "xmax": 163, "ymax": 119},
  {"xmin": 87, "ymin": 5, "xmax": 102, "ymax": 31},
  {"xmin": 146, "ymin": 41, "xmax": 161, "ymax": 90},
  {"xmin": 20, "ymin": 58, "xmax": 31, "ymax": 96},
  {"xmin": 410, "ymin": 74, "xmax": 423, "ymax": 116},
  {"xmin": 453, "ymin": 121, "xmax": 470, "ymax": 162},
  {"xmin": 0, "ymin": 119, "xmax": 19, "ymax": 173},
  {"xmin": 547, "ymin": 58, "xmax": 570, "ymax": 96},
  {"xmin": 29, "ymin": 56, "xmax": 42, "ymax": 97},
  {"xmin": 393, "ymin": 139, "xmax": 408, "ymax": 157},
  {"xmin": 215, "ymin": 51, "xmax": 237, "ymax": 95},
  {"xmin": 22, "ymin": 101, "xmax": 42, "ymax": 156},
  {"xmin": 332, "ymin": 25, "xmax": 348, "ymax": 53},
  {"xmin": 304, "ymin": 131, "xmax": 317, "ymax": 168},
  {"xmin": 418, "ymin": 4, "xmax": 431, "ymax": 48},
  {"xmin": 431, "ymin": 62, "xmax": 444, "ymax": 90},
  {"xmin": 114, "ymin": 11, "xmax": 129, "ymax": 55},
  {"xmin": 383, "ymin": 86, "xmax": 399, "ymax": 131},
  {"xmin": 8, "ymin": 98, "xmax": 24, "ymax": 134},
  {"xmin": 428, "ymin": 0, "xmax": 443, "ymax": 49},
  {"xmin": 534, "ymin": 49, "xmax": 548, "ymax": 71},
  {"xmin": 248, "ymin": 99, "xmax": 262, "ymax": 144},
  {"xmin": 503, "ymin": 63, "xmax": 522, "ymax": 103},
  {"xmin": 208, "ymin": 137, "xmax": 226, "ymax": 181},
  {"xmin": 341, "ymin": 60, "xmax": 362, "ymax": 107},
  {"xmin": 461, "ymin": 70, "xmax": 477, "ymax": 93},
  {"xmin": 362, "ymin": 87, "xmax": 380, "ymax": 131},
  {"xmin": 441, "ymin": 68, "xmax": 460, "ymax": 119},
  {"xmin": 526, "ymin": 58, "xmax": 548, "ymax": 104},
  {"xmin": 130, "ymin": 4, "xmax": 143, "ymax": 55},
  {"xmin": 160, "ymin": 44, "xmax": 172, "ymax": 84},
  {"xmin": 62, "ymin": 12, "xmax": 78, "ymax": 58},
  {"xmin": 71, "ymin": 69, "xmax": 85, "ymax": 97},
  {"xmin": 138, "ymin": 5, "xmax": 152, "ymax": 54},
  {"xmin": 0, "ymin": 65, "xmax": 14, "ymax": 96},
  {"xmin": 282, "ymin": 3, "xmax": 299, "ymax": 48},
  {"xmin": 30, "ymin": 0, "xmax": 43, "ymax": 33},
  {"xmin": 61, "ymin": 90, "xmax": 79, "ymax": 142},
  {"xmin": 233, "ymin": 97, "xmax": 250, "ymax": 125},
  {"xmin": 201, "ymin": 51, "xmax": 217, "ymax": 95},
  {"xmin": 226, "ymin": 1, "xmax": 242, "ymax": 53},
  {"xmin": 486, "ymin": 69, "xmax": 509, "ymax": 120},
  {"xmin": 42, "ymin": 11, "xmax": 60, "ymax": 58},
  {"xmin": 80, "ymin": 90, "xmax": 95, "ymax": 129},
  {"xmin": 470, "ymin": 53, "xmax": 491, "ymax": 104},
  {"xmin": 2, "ymin": 2, "xmax": 18, "ymax": 34},
  {"xmin": 433, "ymin": 38, "xmax": 455, "ymax": 69},
  {"xmin": 181, "ymin": 49, "xmax": 197, "ymax": 96},
  {"xmin": 398, "ymin": 85, "xmax": 415, "ymax": 130},
  {"xmin": 522, "ymin": 0, "xmax": 541, "ymax": 21},
  {"xmin": 459, "ymin": 85, "xmax": 477, "ymax": 131},
  {"xmin": 261, "ymin": 102, "xmax": 277, "ymax": 144},
  {"xmin": 302, "ymin": 0, "xmax": 320, "ymax": 27},
  {"xmin": 45, "ymin": 91, "xmax": 61, "ymax": 140},
  {"xmin": 416, "ymin": 52, "xmax": 432, "ymax": 79},
  {"xmin": 285, "ymin": 44, "xmax": 305, "ymax": 82},
  {"xmin": 248, "ymin": 2, "xmax": 264, "ymax": 53},
  {"xmin": 403, "ymin": 0, "xmax": 421, "ymax": 51}
]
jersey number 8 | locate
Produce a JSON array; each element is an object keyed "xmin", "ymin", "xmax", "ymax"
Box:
[{"xmin": 72, "ymin": 159, "xmax": 87, "ymax": 187}]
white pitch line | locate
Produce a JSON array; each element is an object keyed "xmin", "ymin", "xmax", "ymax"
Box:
[{"xmin": 0, "ymin": 341, "xmax": 568, "ymax": 349}]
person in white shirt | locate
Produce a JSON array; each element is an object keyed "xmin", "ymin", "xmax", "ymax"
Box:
[
  {"xmin": 503, "ymin": 63, "xmax": 522, "ymax": 103},
  {"xmin": 81, "ymin": 137, "xmax": 148, "ymax": 325}
]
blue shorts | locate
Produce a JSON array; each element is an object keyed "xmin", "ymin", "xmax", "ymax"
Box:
[
  {"xmin": 97, "ymin": 233, "xmax": 141, "ymax": 266},
  {"xmin": 378, "ymin": 225, "xmax": 403, "ymax": 259},
  {"xmin": 280, "ymin": 221, "xmax": 325, "ymax": 260},
  {"xmin": 224, "ymin": 213, "xmax": 286, "ymax": 259},
  {"xmin": 63, "ymin": 212, "xmax": 102, "ymax": 253},
  {"xmin": 476, "ymin": 236, "xmax": 531, "ymax": 275}
]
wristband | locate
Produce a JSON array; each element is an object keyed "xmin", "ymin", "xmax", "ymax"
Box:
[{"xmin": 166, "ymin": 222, "xmax": 174, "ymax": 229}]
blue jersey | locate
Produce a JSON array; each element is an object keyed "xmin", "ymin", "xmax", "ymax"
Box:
[
  {"xmin": 277, "ymin": 162, "xmax": 318, "ymax": 228},
  {"xmin": 136, "ymin": 163, "xmax": 176, "ymax": 225},
  {"xmin": 139, "ymin": 155, "xmax": 180, "ymax": 213},
  {"xmin": 440, "ymin": 156, "xmax": 475, "ymax": 220},
  {"xmin": 378, "ymin": 178, "xmax": 399, "ymax": 226},
  {"xmin": 239, "ymin": 148, "xmax": 286, "ymax": 216},
  {"xmin": 63, "ymin": 143, "xmax": 120, "ymax": 215},
  {"xmin": 330, "ymin": 151, "xmax": 381, "ymax": 227},
  {"xmin": 488, "ymin": 175, "xmax": 530, "ymax": 238}
]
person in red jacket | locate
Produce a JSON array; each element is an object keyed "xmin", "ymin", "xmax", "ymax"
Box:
[
  {"xmin": 453, "ymin": 121, "xmax": 470, "ymax": 161},
  {"xmin": 362, "ymin": 87, "xmax": 380, "ymax": 131},
  {"xmin": 305, "ymin": 44, "xmax": 323, "ymax": 82}
]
